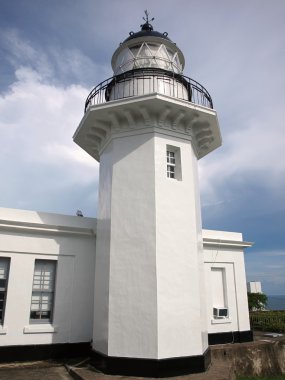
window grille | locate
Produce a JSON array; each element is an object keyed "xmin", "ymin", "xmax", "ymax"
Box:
[
  {"xmin": 0, "ymin": 258, "xmax": 10, "ymax": 325},
  {"xmin": 30, "ymin": 260, "xmax": 56, "ymax": 323},
  {"xmin": 167, "ymin": 150, "xmax": 176, "ymax": 178}
]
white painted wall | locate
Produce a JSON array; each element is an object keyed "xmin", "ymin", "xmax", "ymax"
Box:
[
  {"xmin": 0, "ymin": 208, "xmax": 96, "ymax": 346},
  {"xmin": 92, "ymin": 141, "xmax": 113, "ymax": 354},
  {"xmin": 155, "ymin": 134, "xmax": 208, "ymax": 358},
  {"xmin": 92, "ymin": 125, "xmax": 209, "ymax": 360},
  {"xmin": 203, "ymin": 229, "xmax": 251, "ymax": 335},
  {"xmin": 0, "ymin": 207, "xmax": 252, "ymax": 350},
  {"xmin": 95, "ymin": 132, "xmax": 158, "ymax": 359},
  {"xmin": 247, "ymin": 281, "xmax": 262, "ymax": 293}
]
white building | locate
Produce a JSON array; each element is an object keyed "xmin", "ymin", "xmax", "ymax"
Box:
[
  {"xmin": 0, "ymin": 16, "xmax": 253, "ymax": 377},
  {"xmin": 247, "ymin": 281, "xmax": 263, "ymax": 293}
]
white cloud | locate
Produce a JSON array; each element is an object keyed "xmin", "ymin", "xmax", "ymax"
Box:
[
  {"xmin": 199, "ymin": 103, "xmax": 285, "ymax": 206},
  {"xmin": 256, "ymin": 250, "xmax": 285, "ymax": 258},
  {"xmin": 1, "ymin": 29, "xmax": 54, "ymax": 81},
  {"xmin": 1, "ymin": 28, "xmax": 110, "ymax": 88},
  {"xmin": 0, "ymin": 42, "xmax": 99, "ymax": 214}
]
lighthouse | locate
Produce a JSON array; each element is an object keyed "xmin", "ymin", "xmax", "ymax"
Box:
[{"xmin": 74, "ymin": 12, "xmax": 221, "ymax": 377}]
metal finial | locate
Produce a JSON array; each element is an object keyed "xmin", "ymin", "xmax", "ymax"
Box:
[
  {"xmin": 141, "ymin": 10, "xmax": 154, "ymax": 31},
  {"xmin": 143, "ymin": 10, "xmax": 154, "ymax": 24}
]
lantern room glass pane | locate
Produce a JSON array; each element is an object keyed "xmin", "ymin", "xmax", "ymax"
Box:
[{"xmin": 114, "ymin": 42, "xmax": 183, "ymax": 74}]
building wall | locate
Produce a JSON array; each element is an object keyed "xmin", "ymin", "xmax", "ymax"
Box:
[
  {"xmin": 203, "ymin": 229, "xmax": 251, "ymax": 335},
  {"xmin": 247, "ymin": 281, "xmax": 262, "ymax": 293},
  {"xmin": 0, "ymin": 208, "xmax": 251, "ymax": 350},
  {"xmin": 94, "ymin": 132, "xmax": 158, "ymax": 358},
  {"xmin": 94, "ymin": 129, "xmax": 210, "ymax": 359},
  {"xmin": 0, "ymin": 208, "xmax": 96, "ymax": 346},
  {"xmin": 154, "ymin": 133, "xmax": 208, "ymax": 358}
]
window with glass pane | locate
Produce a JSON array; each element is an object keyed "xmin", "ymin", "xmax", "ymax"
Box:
[
  {"xmin": 167, "ymin": 151, "xmax": 176, "ymax": 178},
  {"xmin": 30, "ymin": 260, "xmax": 56, "ymax": 323},
  {"xmin": 0, "ymin": 258, "xmax": 10, "ymax": 325}
]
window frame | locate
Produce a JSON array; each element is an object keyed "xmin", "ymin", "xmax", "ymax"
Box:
[
  {"xmin": 167, "ymin": 150, "xmax": 176, "ymax": 179},
  {"xmin": 30, "ymin": 259, "xmax": 57, "ymax": 324},
  {"xmin": 166, "ymin": 145, "xmax": 182, "ymax": 181},
  {"xmin": 211, "ymin": 267, "xmax": 229, "ymax": 319},
  {"xmin": 0, "ymin": 257, "xmax": 10, "ymax": 325}
]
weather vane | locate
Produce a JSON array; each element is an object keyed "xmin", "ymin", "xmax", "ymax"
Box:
[{"xmin": 143, "ymin": 10, "xmax": 154, "ymax": 24}]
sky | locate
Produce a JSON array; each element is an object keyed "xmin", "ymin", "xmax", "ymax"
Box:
[{"xmin": 0, "ymin": 0, "xmax": 284, "ymax": 296}]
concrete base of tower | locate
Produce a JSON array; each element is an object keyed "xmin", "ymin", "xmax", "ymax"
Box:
[{"xmin": 90, "ymin": 349, "xmax": 211, "ymax": 378}]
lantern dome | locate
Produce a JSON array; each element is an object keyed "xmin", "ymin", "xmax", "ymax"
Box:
[{"xmin": 111, "ymin": 16, "xmax": 185, "ymax": 75}]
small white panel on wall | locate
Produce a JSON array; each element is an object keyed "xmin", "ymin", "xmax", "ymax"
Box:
[
  {"xmin": 211, "ymin": 267, "xmax": 227, "ymax": 308},
  {"xmin": 247, "ymin": 281, "xmax": 262, "ymax": 293}
]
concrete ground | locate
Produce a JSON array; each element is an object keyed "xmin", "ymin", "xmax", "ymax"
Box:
[
  {"xmin": 0, "ymin": 361, "xmax": 73, "ymax": 380},
  {"xmin": 67, "ymin": 363, "xmax": 234, "ymax": 380},
  {"xmin": 0, "ymin": 332, "xmax": 284, "ymax": 380}
]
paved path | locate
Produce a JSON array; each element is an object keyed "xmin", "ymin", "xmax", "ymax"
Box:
[
  {"xmin": 0, "ymin": 358, "xmax": 233, "ymax": 380},
  {"xmin": 0, "ymin": 362, "xmax": 73, "ymax": 380},
  {"xmin": 68, "ymin": 359, "xmax": 234, "ymax": 380}
]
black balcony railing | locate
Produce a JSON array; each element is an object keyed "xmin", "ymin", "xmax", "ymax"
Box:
[{"xmin": 84, "ymin": 68, "xmax": 213, "ymax": 112}]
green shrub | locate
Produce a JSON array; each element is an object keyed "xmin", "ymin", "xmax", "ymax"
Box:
[
  {"xmin": 250, "ymin": 311, "xmax": 285, "ymax": 333},
  {"xmin": 248, "ymin": 292, "xmax": 268, "ymax": 311}
]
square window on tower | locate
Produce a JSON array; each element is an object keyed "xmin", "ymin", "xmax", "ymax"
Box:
[
  {"xmin": 166, "ymin": 145, "xmax": 182, "ymax": 181},
  {"xmin": 167, "ymin": 151, "xmax": 176, "ymax": 178}
]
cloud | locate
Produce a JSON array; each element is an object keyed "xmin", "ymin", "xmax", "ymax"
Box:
[
  {"xmin": 1, "ymin": 29, "xmax": 54, "ymax": 83},
  {"xmin": 199, "ymin": 102, "xmax": 285, "ymax": 207},
  {"xmin": 0, "ymin": 38, "xmax": 100, "ymax": 215},
  {"xmin": 0, "ymin": 28, "xmax": 111, "ymax": 89},
  {"xmin": 245, "ymin": 248, "xmax": 285, "ymax": 294},
  {"xmin": 247, "ymin": 269, "xmax": 285, "ymax": 287},
  {"xmin": 252, "ymin": 250, "xmax": 285, "ymax": 258}
]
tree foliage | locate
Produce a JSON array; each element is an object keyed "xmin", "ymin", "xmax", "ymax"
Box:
[{"xmin": 247, "ymin": 292, "xmax": 268, "ymax": 311}]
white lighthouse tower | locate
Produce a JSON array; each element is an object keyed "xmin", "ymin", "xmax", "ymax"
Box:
[{"xmin": 74, "ymin": 13, "xmax": 221, "ymax": 377}]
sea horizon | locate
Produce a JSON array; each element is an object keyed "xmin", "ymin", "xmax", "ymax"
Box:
[{"xmin": 266, "ymin": 295, "xmax": 285, "ymax": 311}]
